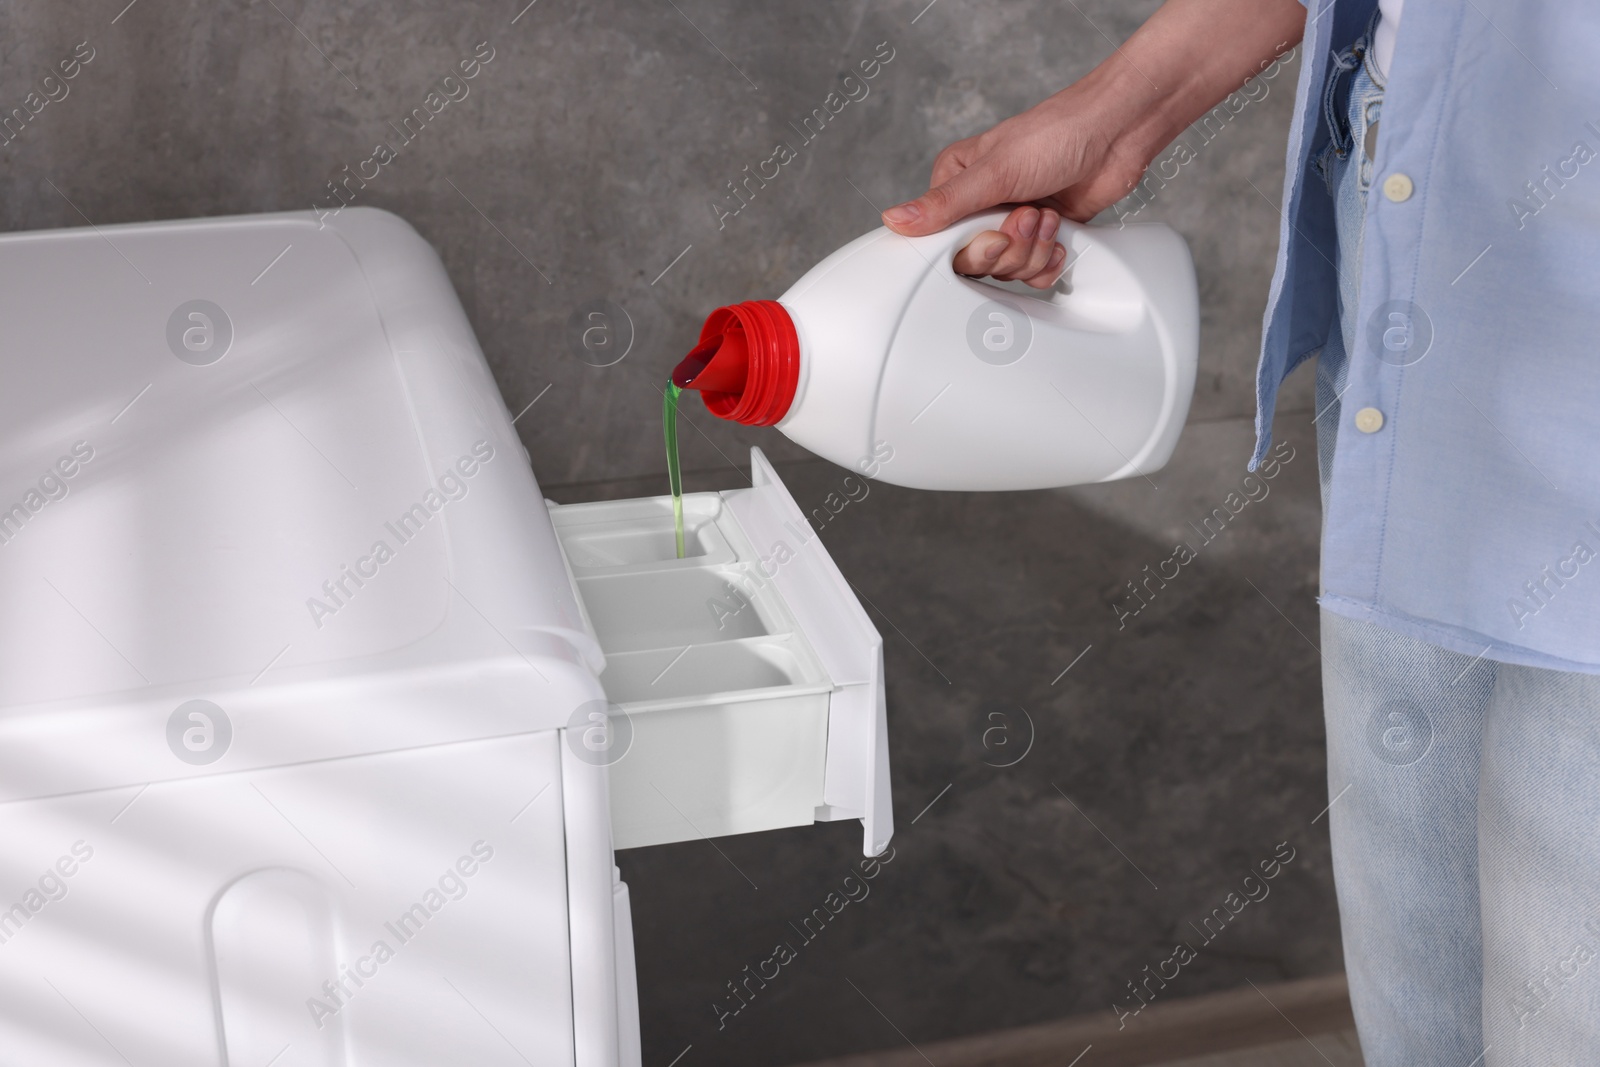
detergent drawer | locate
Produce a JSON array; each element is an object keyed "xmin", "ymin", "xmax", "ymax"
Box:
[{"xmin": 549, "ymin": 448, "xmax": 892, "ymax": 856}]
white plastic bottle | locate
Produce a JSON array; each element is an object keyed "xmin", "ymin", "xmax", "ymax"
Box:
[{"xmin": 672, "ymin": 208, "xmax": 1198, "ymax": 491}]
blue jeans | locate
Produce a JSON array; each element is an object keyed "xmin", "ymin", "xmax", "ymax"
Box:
[{"xmin": 1316, "ymin": 31, "xmax": 1600, "ymax": 1067}]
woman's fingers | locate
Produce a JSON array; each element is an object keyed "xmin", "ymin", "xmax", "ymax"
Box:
[
  {"xmin": 928, "ymin": 135, "xmax": 981, "ymax": 189},
  {"xmin": 986, "ymin": 206, "xmax": 1041, "ymax": 277},
  {"xmin": 883, "ymin": 155, "xmax": 1010, "ymax": 235},
  {"xmin": 997, "ymin": 207, "xmax": 1061, "ymax": 282},
  {"xmin": 1022, "ymin": 244, "xmax": 1069, "ymax": 289},
  {"xmin": 951, "ymin": 230, "xmax": 1012, "ymax": 275},
  {"xmin": 951, "ymin": 203, "xmax": 1069, "ymax": 284}
]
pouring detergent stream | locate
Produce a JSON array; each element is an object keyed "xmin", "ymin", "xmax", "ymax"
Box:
[
  {"xmin": 671, "ymin": 209, "xmax": 1201, "ymax": 494},
  {"xmin": 662, "ymin": 382, "xmax": 686, "ymax": 558}
]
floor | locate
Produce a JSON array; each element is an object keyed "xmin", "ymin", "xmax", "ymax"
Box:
[{"xmin": 1156, "ymin": 1030, "xmax": 1363, "ymax": 1067}]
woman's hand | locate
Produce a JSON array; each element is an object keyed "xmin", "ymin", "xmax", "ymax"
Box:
[
  {"xmin": 882, "ymin": 83, "xmax": 1158, "ymax": 288},
  {"xmin": 882, "ymin": 0, "xmax": 1307, "ymax": 288}
]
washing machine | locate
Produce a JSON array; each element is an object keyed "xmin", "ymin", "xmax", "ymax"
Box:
[{"xmin": 0, "ymin": 207, "xmax": 892, "ymax": 1066}]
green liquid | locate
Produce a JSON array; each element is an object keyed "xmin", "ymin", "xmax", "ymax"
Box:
[{"xmin": 663, "ymin": 381, "xmax": 685, "ymax": 558}]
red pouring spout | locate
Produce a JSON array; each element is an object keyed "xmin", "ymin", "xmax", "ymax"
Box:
[{"xmin": 671, "ymin": 300, "xmax": 800, "ymax": 426}]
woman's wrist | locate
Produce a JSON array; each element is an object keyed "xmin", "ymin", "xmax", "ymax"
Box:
[
  {"xmin": 879, "ymin": 0, "xmax": 1305, "ymax": 239},
  {"xmin": 1080, "ymin": 0, "xmax": 1307, "ymax": 176}
]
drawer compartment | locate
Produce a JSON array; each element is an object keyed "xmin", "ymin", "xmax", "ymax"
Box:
[
  {"xmin": 574, "ymin": 565, "xmax": 775, "ymax": 651},
  {"xmin": 600, "ymin": 635, "xmax": 814, "ymax": 704},
  {"xmin": 550, "ymin": 449, "xmax": 893, "ymax": 855},
  {"xmin": 552, "ymin": 493, "xmax": 735, "ymax": 569}
]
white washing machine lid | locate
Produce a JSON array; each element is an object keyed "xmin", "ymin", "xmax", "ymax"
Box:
[{"xmin": 0, "ymin": 208, "xmax": 603, "ymax": 801}]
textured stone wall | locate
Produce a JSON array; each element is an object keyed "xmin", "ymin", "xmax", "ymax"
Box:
[{"xmin": 0, "ymin": 2, "xmax": 1334, "ymax": 1063}]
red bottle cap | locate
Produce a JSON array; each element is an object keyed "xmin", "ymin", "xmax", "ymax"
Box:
[{"xmin": 671, "ymin": 300, "xmax": 799, "ymax": 426}]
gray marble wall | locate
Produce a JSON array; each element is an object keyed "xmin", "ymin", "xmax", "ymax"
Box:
[{"xmin": 0, "ymin": 1, "xmax": 1334, "ymax": 1063}]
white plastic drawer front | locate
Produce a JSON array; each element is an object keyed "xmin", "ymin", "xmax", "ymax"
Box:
[{"xmin": 550, "ymin": 448, "xmax": 893, "ymax": 856}]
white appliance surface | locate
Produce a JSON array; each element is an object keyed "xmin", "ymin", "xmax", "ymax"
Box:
[
  {"xmin": 0, "ymin": 207, "xmax": 891, "ymax": 1067},
  {"xmin": 0, "ymin": 208, "xmax": 604, "ymax": 800},
  {"xmin": 0, "ymin": 208, "xmax": 614, "ymax": 1066}
]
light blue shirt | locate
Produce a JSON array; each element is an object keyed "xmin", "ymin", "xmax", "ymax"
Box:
[{"xmin": 1254, "ymin": 0, "xmax": 1600, "ymax": 673}]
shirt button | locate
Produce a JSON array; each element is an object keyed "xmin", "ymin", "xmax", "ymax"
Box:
[
  {"xmin": 1382, "ymin": 173, "xmax": 1414, "ymax": 202},
  {"xmin": 1354, "ymin": 407, "xmax": 1385, "ymax": 433}
]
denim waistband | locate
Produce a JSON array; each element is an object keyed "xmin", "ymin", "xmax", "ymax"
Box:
[{"xmin": 1321, "ymin": 8, "xmax": 1385, "ymax": 162}]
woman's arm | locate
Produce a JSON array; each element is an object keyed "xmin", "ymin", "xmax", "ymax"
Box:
[{"xmin": 883, "ymin": 0, "xmax": 1306, "ymax": 286}]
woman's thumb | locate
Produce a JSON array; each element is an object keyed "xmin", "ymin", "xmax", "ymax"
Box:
[{"xmin": 881, "ymin": 163, "xmax": 1007, "ymax": 236}]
